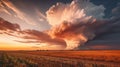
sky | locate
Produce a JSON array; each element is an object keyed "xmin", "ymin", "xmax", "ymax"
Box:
[{"xmin": 0, "ymin": 0, "xmax": 120, "ymax": 50}]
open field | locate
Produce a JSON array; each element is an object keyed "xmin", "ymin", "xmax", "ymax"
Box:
[{"xmin": 0, "ymin": 50, "xmax": 120, "ymax": 67}]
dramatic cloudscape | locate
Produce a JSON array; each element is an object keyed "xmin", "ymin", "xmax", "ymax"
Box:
[{"xmin": 0, "ymin": 0, "xmax": 120, "ymax": 50}]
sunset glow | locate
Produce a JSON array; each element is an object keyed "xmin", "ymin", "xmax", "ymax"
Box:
[{"xmin": 0, "ymin": 0, "xmax": 120, "ymax": 50}]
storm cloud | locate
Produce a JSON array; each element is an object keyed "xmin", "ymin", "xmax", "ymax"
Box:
[{"xmin": 0, "ymin": 0, "xmax": 120, "ymax": 50}]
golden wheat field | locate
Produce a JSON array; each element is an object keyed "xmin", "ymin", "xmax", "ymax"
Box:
[{"xmin": 0, "ymin": 50, "xmax": 120, "ymax": 67}]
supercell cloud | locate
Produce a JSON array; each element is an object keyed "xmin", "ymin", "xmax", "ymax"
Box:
[{"xmin": 0, "ymin": 0, "xmax": 120, "ymax": 50}]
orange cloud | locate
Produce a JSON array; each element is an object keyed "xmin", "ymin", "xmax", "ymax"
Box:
[
  {"xmin": 0, "ymin": 0, "xmax": 120, "ymax": 50},
  {"xmin": 0, "ymin": 17, "xmax": 66, "ymax": 49},
  {"xmin": 0, "ymin": 0, "xmax": 36, "ymax": 25},
  {"xmin": 0, "ymin": 17, "xmax": 20, "ymax": 31}
]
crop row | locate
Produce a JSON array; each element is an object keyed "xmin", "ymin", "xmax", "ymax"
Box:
[
  {"xmin": 6, "ymin": 52, "xmax": 120, "ymax": 67},
  {"xmin": 0, "ymin": 52, "xmax": 38, "ymax": 67}
]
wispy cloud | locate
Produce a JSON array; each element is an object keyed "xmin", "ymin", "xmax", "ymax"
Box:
[
  {"xmin": 0, "ymin": 17, "xmax": 20, "ymax": 31},
  {"xmin": 0, "ymin": 17, "xmax": 66, "ymax": 49},
  {"xmin": 0, "ymin": 0, "xmax": 36, "ymax": 25},
  {"xmin": 35, "ymin": 9, "xmax": 46, "ymax": 21}
]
